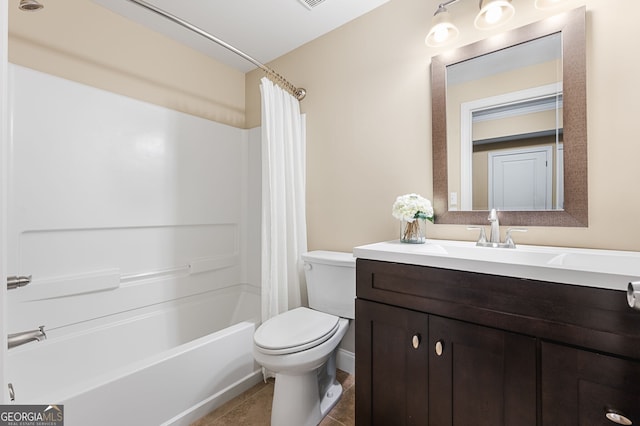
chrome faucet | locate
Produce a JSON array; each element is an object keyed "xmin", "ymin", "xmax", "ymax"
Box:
[
  {"xmin": 8, "ymin": 326, "xmax": 46, "ymax": 349},
  {"xmin": 503, "ymin": 228, "xmax": 527, "ymax": 248},
  {"xmin": 488, "ymin": 208, "xmax": 500, "ymax": 244},
  {"xmin": 468, "ymin": 209, "xmax": 527, "ymax": 248}
]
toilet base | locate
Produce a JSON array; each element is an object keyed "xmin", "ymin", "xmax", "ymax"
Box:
[
  {"xmin": 318, "ymin": 346, "xmax": 343, "ymax": 416},
  {"xmin": 319, "ymin": 380, "xmax": 343, "ymax": 417},
  {"xmin": 271, "ymin": 371, "xmax": 343, "ymax": 426},
  {"xmin": 255, "ymin": 317, "xmax": 350, "ymax": 426}
]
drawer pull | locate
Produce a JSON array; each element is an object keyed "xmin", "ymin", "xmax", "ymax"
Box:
[
  {"xmin": 628, "ymin": 282, "xmax": 640, "ymax": 311},
  {"xmin": 606, "ymin": 409, "xmax": 632, "ymax": 425},
  {"xmin": 411, "ymin": 334, "xmax": 421, "ymax": 349},
  {"xmin": 435, "ymin": 340, "xmax": 444, "ymax": 356}
]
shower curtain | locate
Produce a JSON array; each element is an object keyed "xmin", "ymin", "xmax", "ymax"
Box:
[{"xmin": 260, "ymin": 77, "xmax": 308, "ymax": 328}]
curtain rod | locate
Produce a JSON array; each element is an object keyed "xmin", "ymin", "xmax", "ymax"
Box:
[{"xmin": 125, "ymin": 0, "xmax": 307, "ymax": 101}]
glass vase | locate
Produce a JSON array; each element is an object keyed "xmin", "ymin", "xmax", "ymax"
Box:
[{"xmin": 400, "ymin": 218, "xmax": 427, "ymax": 244}]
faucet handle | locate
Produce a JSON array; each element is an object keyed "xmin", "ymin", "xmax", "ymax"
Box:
[
  {"xmin": 467, "ymin": 226, "xmax": 487, "ymax": 245},
  {"xmin": 504, "ymin": 228, "xmax": 527, "ymax": 248}
]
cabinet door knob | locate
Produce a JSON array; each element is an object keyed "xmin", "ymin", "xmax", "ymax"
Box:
[
  {"xmin": 435, "ymin": 340, "xmax": 444, "ymax": 356},
  {"xmin": 411, "ymin": 334, "xmax": 421, "ymax": 349},
  {"xmin": 605, "ymin": 409, "xmax": 632, "ymax": 425}
]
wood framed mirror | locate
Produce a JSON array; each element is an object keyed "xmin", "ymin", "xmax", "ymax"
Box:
[{"xmin": 431, "ymin": 7, "xmax": 586, "ymax": 226}]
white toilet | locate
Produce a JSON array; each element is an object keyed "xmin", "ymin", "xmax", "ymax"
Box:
[{"xmin": 253, "ymin": 250, "xmax": 356, "ymax": 426}]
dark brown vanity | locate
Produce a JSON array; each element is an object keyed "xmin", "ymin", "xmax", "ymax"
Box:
[{"xmin": 355, "ymin": 258, "xmax": 640, "ymax": 425}]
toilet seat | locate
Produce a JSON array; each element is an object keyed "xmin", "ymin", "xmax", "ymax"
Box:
[{"xmin": 254, "ymin": 307, "xmax": 340, "ymax": 355}]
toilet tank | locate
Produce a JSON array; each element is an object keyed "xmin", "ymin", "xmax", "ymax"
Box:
[{"xmin": 302, "ymin": 251, "xmax": 356, "ymax": 319}]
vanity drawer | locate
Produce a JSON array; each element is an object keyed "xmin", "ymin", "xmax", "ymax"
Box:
[{"xmin": 356, "ymin": 258, "xmax": 640, "ymax": 359}]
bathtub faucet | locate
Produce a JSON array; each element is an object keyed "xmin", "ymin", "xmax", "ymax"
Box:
[{"xmin": 8, "ymin": 326, "xmax": 46, "ymax": 349}]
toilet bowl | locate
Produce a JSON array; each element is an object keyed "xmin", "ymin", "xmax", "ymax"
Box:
[{"xmin": 253, "ymin": 251, "xmax": 355, "ymax": 426}]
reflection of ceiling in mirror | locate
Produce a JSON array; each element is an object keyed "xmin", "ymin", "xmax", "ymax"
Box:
[{"xmin": 447, "ymin": 33, "xmax": 562, "ymax": 86}]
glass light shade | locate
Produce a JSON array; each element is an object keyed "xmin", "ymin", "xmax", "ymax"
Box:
[
  {"xmin": 535, "ymin": 0, "xmax": 565, "ymax": 9},
  {"xmin": 425, "ymin": 9, "xmax": 459, "ymax": 47},
  {"xmin": 474, "ymin": 0, "xmax": 515, "ymax": 30}
]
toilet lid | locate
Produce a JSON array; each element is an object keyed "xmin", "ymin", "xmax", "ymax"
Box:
[{"xmin": 254, "ymin": 307, "xmax": 340, "ymax": 355}]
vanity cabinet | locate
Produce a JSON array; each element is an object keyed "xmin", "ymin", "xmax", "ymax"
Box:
[
  {"xmin": 356, "ymin": 300, "xmax": 429, "ymax": 426},
  {"xmin": 428, "ymin": 315, "xmax": 536, "ymax": 426},
  {"xmin": 541, "ymin": 342, "xmax": 640, "ymax": 425},
  {"xmin": 355, "ymin": 259, "xmax": 640, "ymax": 426}
]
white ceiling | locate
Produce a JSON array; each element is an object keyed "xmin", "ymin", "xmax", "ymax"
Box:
[{"xmin": 92, "ymin": 0, "xmax": 390, "ymax": 73}]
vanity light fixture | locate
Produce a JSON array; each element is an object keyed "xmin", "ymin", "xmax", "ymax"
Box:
[{"xmin": 426, "ymin": 0, "xmax": 566, "ymax": 47}]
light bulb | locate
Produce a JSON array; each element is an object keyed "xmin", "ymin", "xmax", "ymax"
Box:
[
  {"xmin": 475, "ymin": 0, "xmax": 514, "ymax": 30},
  {"xmin": 484, "ymin": 5, "xmax": 503, "ymax": 25},
  {"xmin": 426, "ymin": 8, "xmax": 459, "ymax": 46},
  {"xmin": 433, "ymin": 25, "xmax": 450, "ymax": 43}
]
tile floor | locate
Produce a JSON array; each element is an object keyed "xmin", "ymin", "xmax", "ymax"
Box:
[{"xmin": 191, "ymin": 370, "xmax": 355, "ymax": 426}]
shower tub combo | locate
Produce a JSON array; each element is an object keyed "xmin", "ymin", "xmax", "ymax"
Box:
[
  {"xmin": 7, "ymin": 64, "xmax": 264, "ymax": 426},
  {"xmin": 7, "ymin": 284, "xmax": 261, "ymax": 426}
]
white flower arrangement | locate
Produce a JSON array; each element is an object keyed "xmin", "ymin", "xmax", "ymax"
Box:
[{"xmin": 392, "ymin": 193, "xmax": 434, "ymax": 223}]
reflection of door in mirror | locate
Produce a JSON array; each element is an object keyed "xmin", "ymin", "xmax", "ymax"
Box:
[
  {"xmin": 446, "ymin": 33, "xmax": 563, "ymax": 212},
  {"xmin": 472, "ymin": 97, "xmax": 564, "ymax": 211},
  {"xmin": 486, "ymin": 145, "xmax": 553, "ymax": 210}
]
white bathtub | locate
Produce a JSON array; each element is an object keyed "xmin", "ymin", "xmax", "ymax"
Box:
[{"xmin": 6, "ymin": 284, "xmax": 262, "ymax": 426}]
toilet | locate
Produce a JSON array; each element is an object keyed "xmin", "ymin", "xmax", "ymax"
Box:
[{"xmin": 253, "ymin": 250, "xmax": 356, "ymax": 426}]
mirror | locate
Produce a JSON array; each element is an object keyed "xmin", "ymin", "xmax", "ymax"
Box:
[
  {"xmin": 449, "ymin": 33, "xmax": 563, "ymax": 211},
  {"xmin": 432, "ymin": 7, "xmax": 587, "ymax": 226}
]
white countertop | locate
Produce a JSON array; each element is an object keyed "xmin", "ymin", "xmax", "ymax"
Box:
[{"xmin": 353, "ymin": 239, "xmax": 640, "ymax": 292}]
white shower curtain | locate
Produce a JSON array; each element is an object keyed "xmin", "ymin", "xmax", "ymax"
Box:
[{"xmin": 260, "ymin": 77, "xmax": 308, "ymax": 326}]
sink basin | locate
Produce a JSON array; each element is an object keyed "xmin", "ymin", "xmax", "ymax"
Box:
[
  {"xmin": 353, "ymin": 239, "xmax": 640, "ymax": 291},
  {"xmin": 432, "ymin": 244, "xmax": 560, "ymax": 267},
  {"xmin": 547, "ymin": 252, "xmax": 640, "ymax": 276}
]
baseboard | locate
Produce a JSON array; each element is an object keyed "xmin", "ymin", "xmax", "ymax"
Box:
[{"xmin": 336, "ymin": 348, "xmax": 355, "ymax": 376}]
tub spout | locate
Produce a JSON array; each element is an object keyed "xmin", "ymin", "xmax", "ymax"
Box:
[{"xmin": 8, "ymin": 326, "xmax": 46, "ymax": 349}]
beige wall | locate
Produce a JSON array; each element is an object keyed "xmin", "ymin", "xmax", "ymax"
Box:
[
  {"xmin": 8, "ymin": 0, "xmax": 246, "ymax": 127},
  {"xmin": 9, "ymin": 0, "xmax": 640, "ymax": 253},
  {"xmin": 247, "ymin": 0, "xmax": 640, "ymax": 252}
]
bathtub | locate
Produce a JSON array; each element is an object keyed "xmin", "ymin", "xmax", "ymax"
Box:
[{"xmin": 6, "ymin": 284, "xmax": 262, "ymax": 426}]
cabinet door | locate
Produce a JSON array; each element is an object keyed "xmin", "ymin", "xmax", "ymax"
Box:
[
  {"xmin": 542, "ymin": 341, "xmax": 640, "ymax": 426},
  {"xmin": 355, "ymin": 299, "xmax": 429, "ymax": 426},
  {"xmin": 429, "ymin": 315, "xmax": 537, "ymax": 426}
]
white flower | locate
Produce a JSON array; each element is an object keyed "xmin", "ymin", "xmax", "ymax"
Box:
[{"xmin": 392, "ymin": 193, "xmax": 434, "ymax": 223}]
